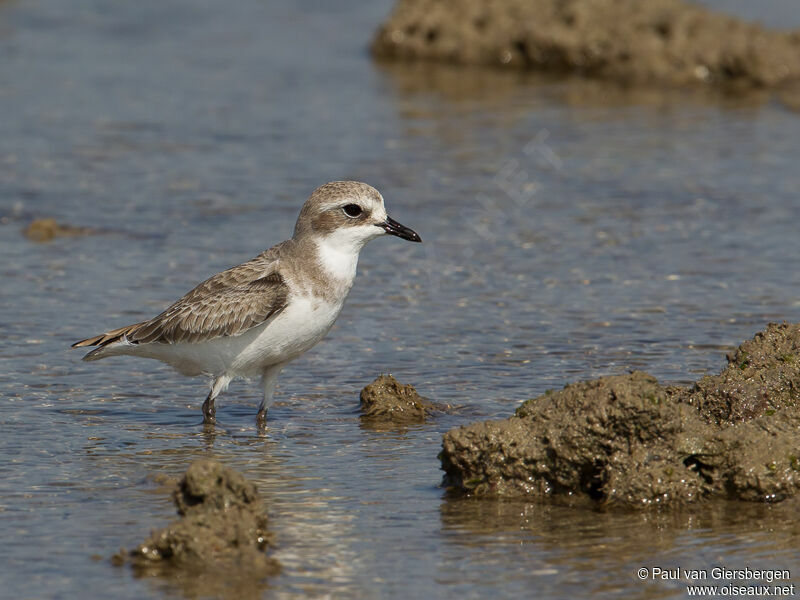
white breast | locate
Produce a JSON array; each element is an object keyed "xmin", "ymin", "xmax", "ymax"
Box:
[{"xmin": 230, "ymin": 294, "xmax": 344, "ymax": 374}]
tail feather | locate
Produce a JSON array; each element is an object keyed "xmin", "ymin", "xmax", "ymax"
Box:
[{"xmin": 72, "ymin": 322, "xmax": 145, "ymax": 361}]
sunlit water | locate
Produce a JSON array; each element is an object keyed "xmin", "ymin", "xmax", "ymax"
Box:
[{"xmin": 2, "ymin": 1, "xmax": 800, "ymax": 598}]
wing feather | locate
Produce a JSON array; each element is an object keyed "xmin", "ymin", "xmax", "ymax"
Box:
[
  {"xmin": 72, "ymin": 246, "xmax": 291, "ymax": 349},
  {"xmin": 125, "ymin": 274, "xmax": 289, "ymax": 344}
]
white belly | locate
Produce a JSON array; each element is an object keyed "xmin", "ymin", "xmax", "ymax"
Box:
[
  {"xmin": 131, "ymin": 295, "xmax": 345, "ymax": 377},
  {"xmin": 232, "ymin": 295, "xmax": 344, "ymax": 374}
]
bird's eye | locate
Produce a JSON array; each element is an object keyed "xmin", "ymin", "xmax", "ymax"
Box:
[{"xmin": 342, "ymin": 204, "xmax": 363, "ymax": 218}]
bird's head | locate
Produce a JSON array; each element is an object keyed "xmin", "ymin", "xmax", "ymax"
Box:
[{"xmin": 294, "ymin": 181, "xmax": 421, "ymax": 253}]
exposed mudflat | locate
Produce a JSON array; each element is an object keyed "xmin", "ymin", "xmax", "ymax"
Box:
[
  {"xmin": 441, "ymin": 323, "xmax": 800, "ymax": 508},
  {"xmin": 372, "ymin": 0, "xmax": 800, "ymax": 89},
  {"xmin": 114, "ymin": 460, "xmax": 279, "ymax": 598}
]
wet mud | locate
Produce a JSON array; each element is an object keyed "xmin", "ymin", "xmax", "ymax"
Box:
[
  {"xmin": 113, "ymin": 459, "xmax": 279, "ymax": 598},
  {"xmin": 360, "ymin": 374, "xmax": 444, "ymax": 425},
  {"xmin": 372, "ymin": 0, "xmax": 800, "ymax": 90},
  {"xmin": 441, "ymin": 323, "xmax": 800, "ymax": 509}
]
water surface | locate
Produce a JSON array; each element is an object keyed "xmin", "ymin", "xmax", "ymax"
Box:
[{"xmin": 1, "ymin": 0, "xmax": 800, "ymax": 598}]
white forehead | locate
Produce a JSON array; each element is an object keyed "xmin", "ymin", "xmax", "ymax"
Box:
[
  {"xmin": 320, "ymin": 192, "xmax": 383, "ymax": 207},
  {"xmin": 370, "ymin": 194, "xmax": 388, "ymax": 221}
]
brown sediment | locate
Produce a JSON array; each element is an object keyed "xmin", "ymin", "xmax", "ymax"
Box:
[
  {"xmin": 360, "ymin": 374, "xmax": 446, "ymax": 425},
  {"xmin": 113, "ymin": 459, "xmax": 279, "ymax": 598},
  {"xmin": 22, "ymin": 218, "xmax": 98, "ymax": 242},
  {"xmin": 372, "ymin": 0, "xmax": 800, "ymax": 90},
  {"xmin": 440, "ymin": 322, "xmax": 800, "ymax": 509}
]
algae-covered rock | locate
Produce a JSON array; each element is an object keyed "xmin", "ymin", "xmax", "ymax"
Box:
[
  {"xmin": 442, "ymin": 372, "xmax": 712, "ymax": 507},
  {"xmin": 115, "ymin": 459, "xmax": 279, "ymax": 597},
  {"xmin": 360, "ymin": 374, "xmax": 442, "ymax": 424},
  {"xmin": 681, "ymin": 322, "xmax": 800, "ymax": 424},
  {"xmin": 441, "ymin": 323, "xmax": 800, "ymax": 509},
  {"xmin": 713, "ymin": 409, "xmax": 800, "ymax": 503},
  {"xmin": 372, "ymin": 0, "xmax": 800, "ymax": 89}
]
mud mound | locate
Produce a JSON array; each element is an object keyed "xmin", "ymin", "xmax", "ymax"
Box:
[
  {"xmin": 441, "ymin": 323, "xmax": 800, "ymax": 509},
  {"xmin": 372, "ymin": 0, "xmax": 800, "ymax": 88},
  {"xmin": 360, "ymin": 374, "xmax": 443, "ymax": 424},
  {"xmin": 441, "ymin": 372, "xmax": 713, "ymax": 507},
  {"xmin": 114, "ymin": 459, "xmax": 279, "ymax": 597}
]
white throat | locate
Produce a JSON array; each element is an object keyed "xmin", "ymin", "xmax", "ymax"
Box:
[{"xmin": 315, "ymin": 235, "xmax": 361, "ymax": 283}]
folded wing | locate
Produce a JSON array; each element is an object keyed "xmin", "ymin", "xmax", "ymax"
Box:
[
  {"xmin": 73, "ymin": 254, "xmax": 290, "ymax": 352},
  {"xmin": 128, "ymin": 272, "xmax": 289, "ymax": 344}
]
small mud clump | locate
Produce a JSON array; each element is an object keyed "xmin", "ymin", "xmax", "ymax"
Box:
[
  {"xmin": 372, "ymin": 0, "xmax": 800, "ymax": 89},
  {"xmin": 114, "ymin": 459, "xmax": 279, "ymax": 597},
  {"xmin": 441, "ymin": 323, "xmax": 800, "ymax": 509},
  {"xmin": 22, "ymin": 218, "xmax": 98, "ymax": 242},
  {"xmin": 360, "ymin": 374, "xmax": 443, "ymax": 424}
]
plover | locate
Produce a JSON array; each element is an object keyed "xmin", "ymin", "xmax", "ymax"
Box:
[{"xmin": 72, "ymin": 181, "xmax": 421, "ymax": 426}]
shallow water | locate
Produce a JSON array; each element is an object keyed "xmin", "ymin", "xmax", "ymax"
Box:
[{"xmin": 2, "ymin": 0, "xmax": 800, "ymax": 598}]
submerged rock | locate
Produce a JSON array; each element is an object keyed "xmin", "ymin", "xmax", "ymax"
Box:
[
  {"xmin": 22, "ymin": 218, "xmax": 97, "ymax": 242},
  {"xmin": 372, "ymin": 0, "xmax": 800, "ymax": 89},
  {"xmin": 360, "ymin": 374, "xmax": 442, "ymax": 424},
  {"xmin": 114, "ymin": 459, "xmax": 279, "ymax": 597},
  {"xmin": 441, "ymin": 323, "xmax": 800, "ymax": 509}
]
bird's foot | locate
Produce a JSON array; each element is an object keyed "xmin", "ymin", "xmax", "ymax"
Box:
[
  {"xmin": 202, "ymin": 396, "xmax": 216, "ymax": 425},
  {"xmin": 255, "ymin": 408, "xmax": 268, "ymax": 430}
]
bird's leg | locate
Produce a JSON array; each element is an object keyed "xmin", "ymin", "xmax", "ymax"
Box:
[
  {"xmin": 202, "ymin": 375, "xmax": 231, "ymax": 425},
  {"xmin": 257, "ymin": 364, "xmax": 284, "ymax": 428},
  {"xmin": 201, "ymin": 390, "xmax": 216, "ymax": 424}
]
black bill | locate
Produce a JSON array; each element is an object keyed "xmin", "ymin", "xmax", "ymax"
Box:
[{"xmin": 379, "ymin": 216, "xmax": 422, "ymax": 242}]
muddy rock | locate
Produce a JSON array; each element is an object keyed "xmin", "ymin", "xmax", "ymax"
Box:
[
  {"xmin": 115, "ymin": 459, "xmax": 279, "ymax": 596},
  {"xmin": 372, "ymin": 0, "xmax": 800, "ymax": 89},
  {"xmin": 441, "ymin": 323, "xmax": 800, "ymax": 509},
  {"xmin": 441, "ymin": 372, "xmax": 713, "ymax": 507},
  {"xmin": 680, "ymin": 322, "xmax": 800, "ymax": 424},
  {"xmin": 360, "ymin": 374, "xmax": 441, "ymax": 424},
  {"xmin": 171, "ymin": 458, "xmax": 261, "ymax": 516},
  {"xmin": 712, "ymin": 408, "xmax": 800, "ymax": 503}
]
